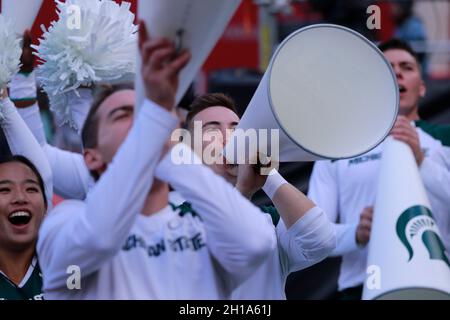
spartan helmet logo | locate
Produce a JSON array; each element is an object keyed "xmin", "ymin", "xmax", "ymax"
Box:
[{"xmin": 396, "ymin": 205, "xmax": 450, "ymax": 267}]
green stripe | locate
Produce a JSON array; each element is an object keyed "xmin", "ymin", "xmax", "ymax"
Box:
[
  {"xmin": 11, "ymin": 98, "xmax": 37, "ymax": 102},
  {"xmin": 18, "ymin": 71, "xmax": 33, "ymax": 77},
  {"xmin": 415, "ymin": 120, "xmax": 450, "ymax": 147},
  {"xmin": 260, "ymin": 205, "xmax": 280, "ymax": 226}
]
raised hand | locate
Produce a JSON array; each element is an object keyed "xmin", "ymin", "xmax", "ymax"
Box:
[
  {"xmin": 20, "ymin": 30, "xmax": 35, "ymax": 73},
  {"xmin": 356, "ymin": 206, "xmax": 373, "ymax": 246},
  {"xmin": 390, "ymin": 116, "xmax": 424, "ymax": 166},
  {"xmin": 138, "ymin": 21, "xmax": 191, "ymax": 111}
]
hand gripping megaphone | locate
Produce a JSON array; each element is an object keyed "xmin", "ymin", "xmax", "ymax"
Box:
[
  {"xmin": 135, "ymin": 0, "xmax": 241, "ymax": 109},
  {"xmin": 223, "ymin": 24, "xmax": 399, "ymax": 164},
  {"xmin": 363, "ymin": 137, "xmax": 450, "ymax": 300},
  {"xmin": 1, "ymin": 0, "xmax": 43, "ymax": 35}
]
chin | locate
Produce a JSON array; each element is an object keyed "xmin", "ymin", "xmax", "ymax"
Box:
[{"xmin": 226, "ymin": 175, "xmax": 238, "ymax": 186}]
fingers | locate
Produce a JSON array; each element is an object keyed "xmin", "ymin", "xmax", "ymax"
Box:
[
  {"xmin": 149, "ymin": 47, "xmax": 177, "ymax": 70},
  {"xmin": 359, "ymin": 229, "xmax": 371, "ymax": 243},
  {"xmin": 361, "ymin": 206, "xmax": 373, "ymax": 218},
  {"xmin": 164, "ymin": 50, "xmax": 191, "ymax": 78},
  {"xmin": 140, "ymin": 38, "xmax": 173, "ymax": 66},
  {"xmin": 359, "ymin": 218, "xmax": 372, "ymax": 230},
  {"xmin": 391, "ymin": 118, "xmax": 420, "ymax": 148},
  {"xmin": 391, "ymin": 126, "xmax": 417, "ymax": 138},
  {"xmin": 138, "ymin": 21, "xmax": 149, "ymax": 51}
]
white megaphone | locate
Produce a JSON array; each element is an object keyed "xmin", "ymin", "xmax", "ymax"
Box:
[
  {"xmin": 135, "ymin": 0, "xmax": 241, "ymax": 109},
  {"xmin": 0, "ymin": 0, "xmax": 43, "ymax": 35},
  {"xmin": 224, "ymin": 24, "xmax": 399, "ymax": 164},
  {"xmin": 363, "ymin": 137, "xmax": 450, "ymax": 300}
]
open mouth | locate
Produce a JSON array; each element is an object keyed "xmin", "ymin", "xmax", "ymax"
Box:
[
  {"xmin": 399, "ymin": 85, "xmax": 407, "ymax": 93},
  {"xmin": 8, "ymin": 211, "xmax": 32, "ymax": 226}
]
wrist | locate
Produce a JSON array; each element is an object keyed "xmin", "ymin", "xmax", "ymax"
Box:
[
  {"xmin": 9, "ymin": 71, "xmax": 37, "ymax": 101},
  {"xmin": 235, "ymin": 183, "xmax": 256, "ymax": 200},
  {"xmin": 417, "ymin": 152, "xmax": 425, "ymax": 167},
  {"xmin": 12, "ymin": 98, "xmax": 37, "ymax": 109},
  {"xmin": 262, "ymin": 169, "xmax": 288, "ymax": 199}
]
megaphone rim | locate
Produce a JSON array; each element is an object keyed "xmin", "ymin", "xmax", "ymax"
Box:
[
  {"xmin": 266, "ymin": 23, "xmax": 400, "ymax": 160},
  {"xmin": 366, "ymin": 286, "xmax": 450, "ymax": 300}
]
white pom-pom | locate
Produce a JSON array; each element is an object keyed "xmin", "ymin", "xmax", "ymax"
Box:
[
  {"xmin": 33, "ymin": 0, "xmax": 138, "ymax": 128},
  {"xmin": 0, "ymin": 15, "xmax": 22, "ymax": 121},
  {"xmin": 0, "ymin": 16, "xmax": 21, "ymax": 90}
]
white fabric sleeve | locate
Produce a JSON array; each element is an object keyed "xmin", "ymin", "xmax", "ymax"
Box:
[
  {"xmin": 420, "ymin": 146, "xmax": 450, "ymax": 205},
  {"xmin": 155, "ymin": 143, "xmax": 277, "ymax": 282},
  {"xmin": 43, "ymin": 144, "xmax": 92, "ymax": 199},
  {"xmin": 9, "ymin": 72, "xmax": 37, "ymax": 101},
  {"xmin": 15, "ymin": 103, "xmax": 91, "ymax": 199},
  {"xmin": 66, "ymin": 88, "xmax": 93, "ymax": 134},
  {"xmin": 331, "ymin": 222, "xmax": 360, "ymax": 256},
  {"xmin": 0, "ymin": 98, "xmax": 53, "ymax": 208},
  {"xmin": 9, "ymin": 71, "xmax": 92, "ymax": 199},
  {"xmin": 16, "ymin": 104, "xmax": 47, "ymax": 145},
  {"xmin": 307, "ymin": 160, "xmax": 359, "ymax": 256},
  {"xmin": 37, "ymin": 100, "xmax": 178, "ymax": 290},
  {"xmin": 262, "ymin": 169, "xmax": 288, "ymax": 199},
  {"xmin": 277, "ymin": 206, "xmax": 336, "ymax": 274}
]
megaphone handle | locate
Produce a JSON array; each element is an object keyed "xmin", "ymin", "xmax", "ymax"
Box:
[
  {"xmin": 175, "ymin": 29, "xmax": 184, "ymax": 55},
  {"xmin": 175, "ymin": 2, "xmax": 194, "ymax": 54}
]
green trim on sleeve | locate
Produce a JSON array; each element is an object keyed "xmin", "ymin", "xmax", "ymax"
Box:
[
  {"xmin": 415, "ymin": 120, "xmax": 450, "ymax": 147},
  {"xmin": 260, "ymin": 205, "xmax": 280, "ymax": 226},
  {"xmin": 17, "ymin": 71, "xmax": 33, "ymax": 77},
  {"xmin": 10, "ymin": 98, "xmax": 37, "ymax": 102}
]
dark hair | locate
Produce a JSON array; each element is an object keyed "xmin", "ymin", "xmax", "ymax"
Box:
[
  {"xmin": 0, "ymin": 155, "xmax": 48, "ymax": 209},
  {"xmin": 178, "ymin": 84, "xmax": 195, "ymax": 112},
  {"xmin": 186, "ymin": 93, "xmax": 238, "ymax": 127},
  {"xmin": 378, "ymin": 38, "xmax": 420, "ymax": 65},
  {"xmin": 81, "ymin": 83, "xmax": 135, "ymax": 150}
]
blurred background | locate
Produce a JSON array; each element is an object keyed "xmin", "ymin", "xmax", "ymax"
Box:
[{"xmin": 1, "ymin": 0, "xmax": 449, "ymax": 299}]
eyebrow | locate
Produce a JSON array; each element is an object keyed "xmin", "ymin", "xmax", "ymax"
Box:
[
  {"xmin": 24, "ymin": 179, "xmax": 40, "ymax": 186},
  {"xmin": 203, "ymin": 121, "xmax": 239, "ymax": 129},
  {"xmin": 203, "ymin": 121, "xmax": 221, "ymax": 128},
  {"xmin": 107, "ymin": 105, "xmax": 134, "ymax": 120},
  {"xmin": 392, "ymin": 61, "xmax": 416, "ymax": 68},
  {"xmin": 0, "ymin": 179, "xmax": 39, "ymax": 185}
]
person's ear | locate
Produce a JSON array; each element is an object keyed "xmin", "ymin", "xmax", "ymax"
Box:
[
  {"xmin": 84, "ymin": 148, "xmax": 106, "ymax": 175},
  {"xmin": 419, "ymin": 80, "xmax": 426, "ymax": 98}
]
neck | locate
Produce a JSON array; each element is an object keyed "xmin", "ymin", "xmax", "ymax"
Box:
[
  {"xmin": 141, "ymin": 179, "xmax": 170, "ymax": 216},
  {"xmin": 0, "ymin": 245, "xmax": 35, "ymax": 285},
  {"xmin": 401, "ymin": 106, "xmax": 420, "ymax": 122},
  {"xmin": 406, "ymin": 111, "xmax": 420, "ymax": 122}
]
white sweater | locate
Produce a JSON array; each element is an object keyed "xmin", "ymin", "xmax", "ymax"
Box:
[
  {"xmin": 308, "ymin": 128, "xmax": 450, "ymax": 291},
  {"xmin": 231, "ymin": 206, "xmax": 336, "ymax": 300},
  {"xmin": 37, "ymin": 100, "xmax": 276, "ymax": 299}
]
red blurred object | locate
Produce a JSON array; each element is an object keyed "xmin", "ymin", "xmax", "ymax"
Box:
[{"xmin": 23, "ymin": 0, "xmax": 258, "ymax": 72}]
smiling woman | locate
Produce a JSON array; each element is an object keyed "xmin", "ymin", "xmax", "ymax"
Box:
[{"xmin": 0, "ymin": 155, "xmax": 47, "ymax": 300}]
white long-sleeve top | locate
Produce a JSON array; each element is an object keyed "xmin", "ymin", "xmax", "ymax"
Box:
[
  {"xmin": 0, "ymin": 97, "xmax": 53, "ymax": 207},
  {"xmin": 37, "ymin": 101, "xmax": 276, "ymax": 299},
  {"xmin": 11, "ymin": 72, "xmax": 93, "ymax": 199},
  {"xmin": 10, "ymin": 72, "xmax": 93, "ymax": 199},
  {"xmin": 231, "ymin": 206, "xmax": 336, "ymax": 299},
  {"xmin": 308, "ymin": 127, "xmax": 450, "ymax": 291}
]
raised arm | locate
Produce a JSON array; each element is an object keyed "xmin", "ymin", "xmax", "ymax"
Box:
[
  {"xmin": 155, "ymin": 143, "xmax": 277, "ymax": 284},
  {"xmin": 0, "ymin": 95, "xmax": 53, "ymax": 207},
  {"xmin": 236, "ymin": 166, "xmax": 335, "ymax": 272},
  {"xmin": 37, "ymin": 24, "xmax": 190, "ymax": 291},
  {"xmin": 38, "ymin": 100, "xmax": 178, "ymax": 290},
  {"xmin": 10, "ymin": 69, "xmax": 92, "ymax": 200}
]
